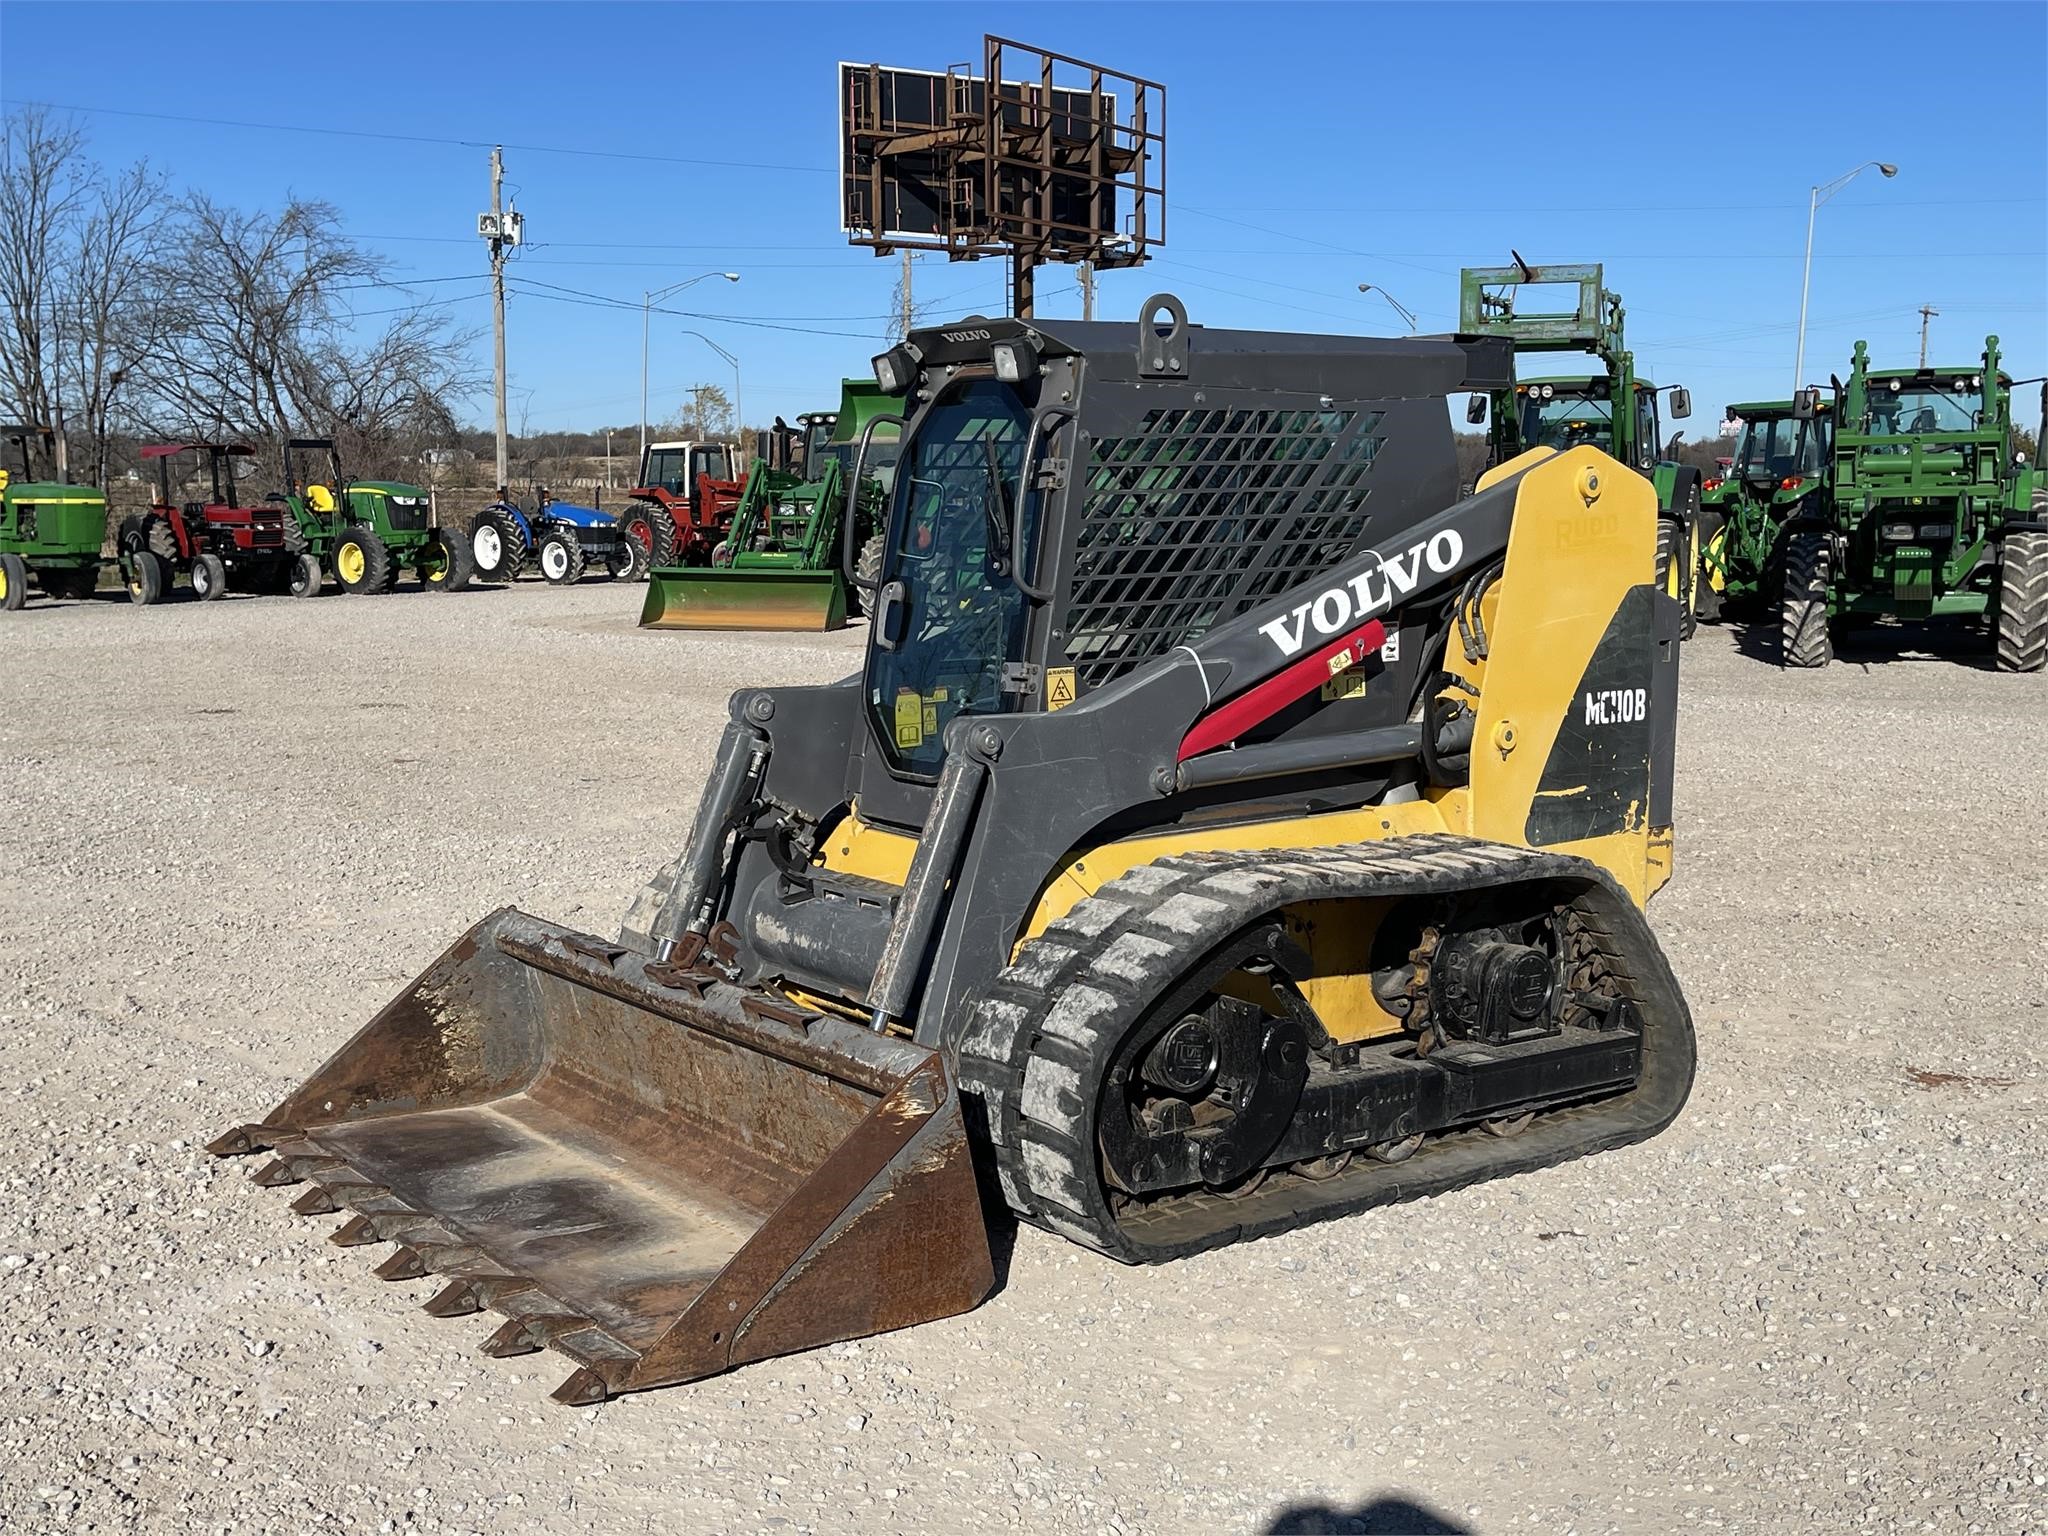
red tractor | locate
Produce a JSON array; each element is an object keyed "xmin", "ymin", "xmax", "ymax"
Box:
[
  {"xmin": 616, "ymin": 439, "xmax": 745, "ymax": 568},
  {"xmin": 124, "ymin": 443, "xmax": 316, "ymax": 602}
]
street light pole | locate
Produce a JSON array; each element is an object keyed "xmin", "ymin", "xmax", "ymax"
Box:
[
  {"xmin": 678, "ymin": 329, "xmax": 743, "ymax": 467},
  {"xmin": 1794, "ymin": 160, "xmax": 1897, "ymax": 392},
  {"xmin": 1357, "ymin": 283, "xmax": 1419, "ymax": 333},
  {"xmin": 640, "ymin": 271, "xmax": 739, "ymax": 469}
]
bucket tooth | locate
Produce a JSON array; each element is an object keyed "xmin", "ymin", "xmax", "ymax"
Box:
[
  {"xmin": 413, "ymin": 1242, "xmax": 487, "ymax": 1275},
  {"xmin": 329, "ymin": 1214, "xmax": 382, "ymax": 1247},
  {"xmin": 374, "ymin": 1247, "xmax": 428, "ymax": 1282},
  {"xmin": 288, "ymin": 1155, "xmax": 346, "ymax": 1179},
  {"xmin": 250, "ymin": 1159, "xmax": 302, "ymax": 1188},
  {"xmin": 482, "ymin": 1318, "xmax": 544, "ymax": 1359},
  {"xmin": 424, "ymin": 1281, "xmax": 484, "ymax": 1318},
  {"xmin": 291, "ymin": 1187, "xmax": 341, "ymax": 1216},
  {"xmin": 207, "ymin": 1124, "xmax": 274, "ymax": 1158},
  {"xmin": 560, "ymin": 934, "xmax": 627, "ymax": 967},
  {"xmin": 552, "ymin": 1367, "xmax": 612, "ymax": 1407}
]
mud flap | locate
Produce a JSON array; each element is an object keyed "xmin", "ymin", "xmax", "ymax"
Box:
[
  {"xmin": 639, "ymin": 566, "xmax": 849, "ymax": 631},
  {"xmin": 210, "ymin": 909, "xmax": 994, "ymax": 1401}
]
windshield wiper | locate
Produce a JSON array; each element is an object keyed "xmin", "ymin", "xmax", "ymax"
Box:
[{"xmin": 981, "ymin": 437, "xmax": 1013, "ymax": 577}]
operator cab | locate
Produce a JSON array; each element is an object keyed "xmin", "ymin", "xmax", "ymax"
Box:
[
  {"xmin": 642, "ymin": 442, "xmax": 732, "ymax": 495},
  {"xmin": 1861, "ymin": 369, "xmax": 2000, "ymax": 451},
  {"xmin": 1729, "ymin": 406, "xmax": 1830, "ymax": 489},
  {"xmin": 1514, "ymin": 377, "xmax": 1667, "ymax": 472}
]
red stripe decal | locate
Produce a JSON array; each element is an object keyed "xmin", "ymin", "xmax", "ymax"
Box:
[{"xmin": 1177, "ymin": 619, "xmax": 1388, "ymax": 762}]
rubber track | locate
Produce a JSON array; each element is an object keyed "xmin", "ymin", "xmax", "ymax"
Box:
[
  {"xmin": 1780, "ymin": 530, "xmax": 1832, "ymax": 668},
  {"xmin": 1997, "ymin": 524, "xmax": 2048, "ymax": 673},
  {"xmin": 955, "ymin": 835, "xmax": 1696, "ymax": 1265}
]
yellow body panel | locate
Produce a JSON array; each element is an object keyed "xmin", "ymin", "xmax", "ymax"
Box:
[{"xmin": 810, "ymin": 445, "xmax": 1670, "ymax": 1030}]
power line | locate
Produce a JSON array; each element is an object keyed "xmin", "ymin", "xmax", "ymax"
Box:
[{"xmin": 3, "ymin": 98, "xmax": 838, "ymax": 175}]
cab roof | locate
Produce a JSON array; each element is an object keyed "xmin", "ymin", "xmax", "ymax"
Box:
[{"xmin": 1518, "ymin": 374, "xmax": 1658, "ymax": 392}]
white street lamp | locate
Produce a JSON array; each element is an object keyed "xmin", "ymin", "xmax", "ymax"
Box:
[
  {"xmin": 1358, "ymin": 283, "xmax": 1419, "ymax": 333},
  {"xmin": 677, "ymin": 329, "xmax": 743, "ymax": 467},
  {"xmin": 641, "ymin": 272, "xmax": 739, "ymax": 466},
  {"xmin": 1794, "ymin": 162, "xmax": 1897, "ymax": 391}
]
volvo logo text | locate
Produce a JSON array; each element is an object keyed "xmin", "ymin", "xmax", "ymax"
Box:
[{"xmin": 1256, "ymin": 530, "xmax": 1465, "ymax": 656}]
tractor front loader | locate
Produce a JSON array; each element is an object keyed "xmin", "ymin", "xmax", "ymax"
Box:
[
  {"xmin": 1457, "ymin": 261, "xmax": 1707, "ymax": 631},
  {"xmin": 641, "ymin": 381, "xmax": 900, "ymax": 631},
  {"xmin": 214, "ymin": 300, "xmax": 1697, "ymax": 1404},
  {"xmin": 1780, "ymin": 338, "xmax": 2047, "ymax": 670}
]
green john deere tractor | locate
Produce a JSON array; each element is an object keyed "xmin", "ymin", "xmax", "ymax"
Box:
[
  {"xmin": 1700, "ymin": 398, "xmax": 1833, "ymax": 619},
  {"xmin": 1779, "ymin": 337, "xmax": 2047, "ymax": 670},
  {"xmin": 275, "ymin": 438, "xmax": 472, "ymax": 596},
  {"xmin": 1458, "ymin": 260, "xmax": 1704, "ymax": 632},
  {"xmin": 0, "ymin": 424, "xmax": 112, "ymax": 612},
  {"xmin": 640, "ymin": 380, "xmax": 899, "ymax": 631}
]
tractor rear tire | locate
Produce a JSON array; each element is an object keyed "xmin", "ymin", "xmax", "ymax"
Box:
[
  {"xmin": 421, "ymin": 528, "xmax": 475, "ymax": 593},
  {"xmin": 1780, "ymin": 530, "xmax": 1833, "ymax": 669},
  {"xmin": 190, "ymin": 552, "xmax": 228, "ymax": 602},
  {"xmin": 537, "ymin": 526, "xmax": 586, "ymax": 585},
  {"xmin": 851, "ymin": 531, "xmax": 886, "ymax": 620},
  {"xmin": 1655, "ymin": 511, "xmax": 1697, "ymax": 641},
  {"xmin": 1995, "ymin": 528, "xmax": 2048, "ymax": 673},
  {"xmin": 334, "ymin": 525, "xmax": 393, "ymax": 596},
  {"xmin": 1693, "ymin": 506, "xmax": 1724, "ymax": 625},
  {"xmin": 287, "ymin": 553, "xmax": 323, "ymax": 599},
  {"xmin": 126, "ymin": 550, "xmax": 167, "ymax": 607},
  {"xmin": 143, "ymin": 516, "xmax": 178, "ymax": 565},
  {"xmin": 470, "ymin": 508, "xmax": 527, "ymax": 584},
  {"xmin": 0, "ymin": 553, "xmax": 26, "ymax": 611},
  {"xmin": 620, "ymin": 501, "xmax": 678, "ymax": 568}
]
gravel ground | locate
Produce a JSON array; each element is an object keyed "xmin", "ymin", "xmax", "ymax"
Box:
[{"xmin": 2, "ymin": 578, "xmax": 2042, "ymax": 1536}]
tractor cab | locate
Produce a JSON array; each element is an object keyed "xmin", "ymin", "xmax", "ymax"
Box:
[
  {"xmin": 620, "ymin": 440, "xmax": 747, "ymax": 567},
  {"xmin": 638, "ymin": 441, "xmax": 733, "ymax": 497},
  {"xmin": 1728, "ymin": 403, "xmax": 1830, "ymax": 493},
  {"xmin": 1509, "ymin": 375, "xmax": 1671, "ymax": 472}
]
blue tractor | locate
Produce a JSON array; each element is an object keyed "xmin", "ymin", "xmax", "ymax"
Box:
[{"xmin": 468, "ymin": 487, "xmax": 648, "ymax": 585}]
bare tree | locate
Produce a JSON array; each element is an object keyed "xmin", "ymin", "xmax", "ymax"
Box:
[
  {"xmin": 138, "ymin": 193, "xmax": 479, "ymax": 475},
  {"xmin": 60, "ymin": 158, "xmax": 172, "ymax": 487},
  {"xmin": 0, "ymin": 108, "xmax": 86, "ymax": 475}
]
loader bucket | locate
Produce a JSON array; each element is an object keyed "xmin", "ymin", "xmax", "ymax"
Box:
[
  {"xmin": 638, "ymin": 565, "xmax": 849, "ymax": 631},
  {"xmin": 209, "ymin": 909, "xmax": 994, "ymax": 1402}
]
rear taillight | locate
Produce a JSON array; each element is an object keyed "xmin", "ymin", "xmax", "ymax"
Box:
[
  {"xmin": 1703, "ymin": 477, "xmax": 1723, "ymax": 494},
  {"xmin": 1779, "ymin": 476, "xmax": 1808, "ymax": 493}
]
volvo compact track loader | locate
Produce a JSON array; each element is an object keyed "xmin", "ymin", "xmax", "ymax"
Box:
[{"xmin": 214, "ymin": 298, "xmax": 1697, "ymax": 1405}]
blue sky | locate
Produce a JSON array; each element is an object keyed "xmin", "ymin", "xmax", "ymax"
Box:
[{"xmin": 3, "ymin": 1, "xmax": 2043, "ymax": 435}]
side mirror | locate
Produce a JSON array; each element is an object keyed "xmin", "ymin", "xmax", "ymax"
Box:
[
  {"xmin": 1791, "ymin": 387, "xmax": 1821, "ymax": 422},
  {"xmin": 1465, "ymin": 394, "xmax": 1487, "ymax": 426},
  {"xmin": 1667, "ymin": 387, "xmax": 1692, "ymax": 421}
]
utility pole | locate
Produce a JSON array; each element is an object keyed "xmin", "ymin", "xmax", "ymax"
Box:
[
  {"xmin": 1079, "ymin": 260, "xmax": 1095, "ymax": 322},
  {"xmin": 478, "ymin": 146, "xmax": 523, "ymax": 498},
  {"xmin": 1918, "ymin": 304, "xmax": 1939, "ymax": 368},
  {"xmin": 900, "ymin": 249, "xmax": 913, "ymax": 338}
]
